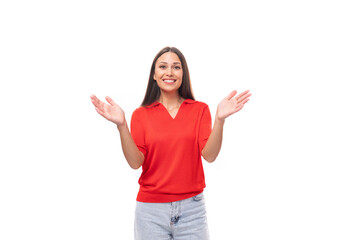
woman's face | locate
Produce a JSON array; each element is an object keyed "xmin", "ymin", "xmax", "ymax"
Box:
[{"xmin": 153, "ymin": 52, "xmax": 183, "ymax": 95}]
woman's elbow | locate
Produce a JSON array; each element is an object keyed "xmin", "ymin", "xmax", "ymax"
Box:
[
  {"xmin": 129, "ymin": 152, "xmax": 144, "ymax": 169},
  {"xmin": 129, "ymin": 162, "xmax": 142, "ymax": 170},
  {"xmin": 201, "ymin": 151, "xmax": 217, "ymax": 163},
  {"xmin": 204, "ymin": 157, "xmax": 216, "ymax": 163}
]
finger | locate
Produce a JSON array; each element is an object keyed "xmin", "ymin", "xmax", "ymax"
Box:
[
  {"xmin": 235, "ymin": 104, "xmax": 244, "ymax": 112},
  {"xmin": 237, "ymin": 98, "xmax": 250, "ymax": 108},
  {"xmin": 90, "ymin": 94, "xmax": 97, "ymax": 105},
  {"xmin": 94, "ymin": 96, "xmax": 107, "ymax": 111},
  {"xmin": 90, "ymin": 97, "xmax": 98, "ymax": 108},
  {"xmin": 235, "ymin": 90, "xmax": 250, "ymax": 100},
  {"xmin": 94, "ymin": 107, "xmax": 104, "ymax": 117},
  {"xmin": 90, "ymin": 94, "xmax": 101, "ymax": 107},
  {"xmin": 225, "ymin": 90, "xmax": 237, "ymax": 100},
  {"xmin": 90, "ymin": 94, "xmax": 100, "ymax": 102},
  {"xmin": 105, "ymin": 96, "xmax": 116, "ymax": 106},
  {"xmin": 95, "ymin": 106, "xmax": 110, "ymax": 120},
  {"xmin": 237, "ymin": 93, "xmax": 251, "ymax": 103}
]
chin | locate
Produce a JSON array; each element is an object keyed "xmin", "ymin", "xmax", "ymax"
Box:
[{"xmin": 160, "ymin": 87, "xmax": 180, "ymax": 93}]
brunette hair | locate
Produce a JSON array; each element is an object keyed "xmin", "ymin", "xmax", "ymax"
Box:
[{"xmin": 141, "ymin": 47, "xmax": 195, "ymax": 107}]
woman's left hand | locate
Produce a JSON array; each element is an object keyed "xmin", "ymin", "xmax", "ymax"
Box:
[{"xmin": 216, "ymin": 90, "xmax": 251, "ymax": 121}]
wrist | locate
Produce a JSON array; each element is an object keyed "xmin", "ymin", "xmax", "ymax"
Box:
[
  {"xmin": 116, "ymin": 121, "xmax": 127, "ymax": 130},
  {"xmin": 215, "ymin": 110, "xmax": 225, "ymax": 122},
  {"xmin": 215, "ymin": 115, "xmax": 225, "ymax": 125}
]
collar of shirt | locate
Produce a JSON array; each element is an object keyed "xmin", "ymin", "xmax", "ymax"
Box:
[{"xmin": 146, "ymin": 99, "xmax": 196, "ymax": 108}]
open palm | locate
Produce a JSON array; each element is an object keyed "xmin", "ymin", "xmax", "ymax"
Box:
[
  {"xmin": 90, "ymin": 94, "xmax": 125, "ymax": 126},
  {"xmin": 216, "ymin": 90, "xmax": 251, "ymax": 120}
]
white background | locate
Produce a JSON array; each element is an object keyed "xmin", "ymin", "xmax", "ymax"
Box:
[{"xmin": 1, "ymin": 0, "xmax": 359, "ymax": 239}]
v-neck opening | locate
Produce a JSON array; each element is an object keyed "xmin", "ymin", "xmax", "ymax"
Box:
[{"xmin": 157, "ymin": 101, "xmax": 186, "ymax": 120}]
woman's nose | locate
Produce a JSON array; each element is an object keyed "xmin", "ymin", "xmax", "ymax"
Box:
[{"xmin": 166, "ymin": 67, "xmax": 173, "ymax": 76}]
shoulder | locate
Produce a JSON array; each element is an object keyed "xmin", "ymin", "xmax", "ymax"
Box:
[
  {"xmin": 183, "ymin": 99, "xmax": 208, "ymax": 107},
  {"xmin": 183, "ymin": 99, "xmax": 210, "ymax": 114},
  {"xmin": 131, "ymin": 103, "xmax": 159, "ymax": 119},
  {"xmin": 131, "ymin": 106, "xmax": 147, "ymax": 119}
]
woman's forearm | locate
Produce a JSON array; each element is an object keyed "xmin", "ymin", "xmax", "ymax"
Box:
[
  {"xmin": 117, "ymin": 122, "xmax": 144, "ymax": 169},
  {"xmin": 201, "ymin": 117, "xmax": 225, "ymax": 163},
  {"xmin": 201, "ymin": 89, "xmax": 251, "ymax": 163}
]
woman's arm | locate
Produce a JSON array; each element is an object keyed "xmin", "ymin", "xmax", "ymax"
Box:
[
  {"xmin": 117, "ymin": 122, "xmax": 144, "ymax": 169},
  {"xmin": 201, "ymin": 117, "xmax": 225, "ymax": 163},
  {"xmin": 90, "ymin": 95, "xmax": 144, "ymax": 169},
  {"xmin": 201, "ymin": 90, "xmax": 251, "ymax": 163}
]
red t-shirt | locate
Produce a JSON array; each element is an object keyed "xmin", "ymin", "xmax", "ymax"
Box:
[{"xmin": 130, "ymin": 99, "xmax": 212, "ymax": 203}]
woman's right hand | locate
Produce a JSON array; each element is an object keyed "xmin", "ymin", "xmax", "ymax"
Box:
[{"xmin": 90, "ymin": 94, "xmax": 126, "ymax": 126}]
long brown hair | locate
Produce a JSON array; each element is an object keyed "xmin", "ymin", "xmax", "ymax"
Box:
[{"xmin": 141, "ymin": 47, "xmax": 195, "ymax": 107}]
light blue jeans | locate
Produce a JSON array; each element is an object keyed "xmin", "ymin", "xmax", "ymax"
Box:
[{"xmin": 134, "ymin": 192, "xmax": 210, "ymax": 240}]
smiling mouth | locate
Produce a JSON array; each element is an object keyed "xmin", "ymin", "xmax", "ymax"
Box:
[{"xmin": 163, "ymin": 79, "xmax": 176, "ymax": 83}]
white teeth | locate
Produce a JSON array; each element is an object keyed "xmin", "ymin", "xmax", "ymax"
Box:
[{"xmin": 164, "ymin": 80, "xmax": 175, "ymax": 83}]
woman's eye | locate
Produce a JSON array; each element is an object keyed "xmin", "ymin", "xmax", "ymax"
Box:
[
  {"xmin": 174, "ymin": 66, "xmax": 181, "ymax": 69},
  {"xmin": 159, "ymin": 65, "xmax": 166, "ymax": 69}
]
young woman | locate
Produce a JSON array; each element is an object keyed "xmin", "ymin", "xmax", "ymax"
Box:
[{"xmin": 90, "ymin": 47, "xmax": 251, "ymax": 239}]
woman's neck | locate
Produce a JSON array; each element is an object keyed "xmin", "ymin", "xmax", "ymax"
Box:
[{"xmin": 158, "ymin": 91, "xmax": 184, "ymax": 109}]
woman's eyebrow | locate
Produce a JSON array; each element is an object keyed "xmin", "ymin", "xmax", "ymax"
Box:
[{"xmin": 159, "ymin": 61, "xmax": 181, "ymax": 65}]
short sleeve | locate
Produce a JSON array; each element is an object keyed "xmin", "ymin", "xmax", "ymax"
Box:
[
  {"xmin": 130, "ymin": 108, "xmax": 147, "ymax": 157},
  {"xmin": 198, "ymin": 105, "xmax": 212, "ymax": 151}
]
